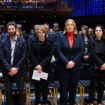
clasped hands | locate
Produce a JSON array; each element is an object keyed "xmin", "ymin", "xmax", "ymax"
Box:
[
  {"xmin": 8, "ymin": 67, "xmax": 19, "ymax": 76},
  {"xmin": 66, "ymin": 61, "xmax": 75, "ymax": 69}
]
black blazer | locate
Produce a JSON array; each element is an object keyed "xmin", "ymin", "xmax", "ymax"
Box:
[
  {"xmin": 57, "ymin": 33, "xmax": 83, "ymax": 71},
  {"xmin": 0, "ymin": 36, "xmax": 27, "ymax": 77},
  {"xmin": 28, "ymin": 37, "xmax": 53, "ymax": 72}
]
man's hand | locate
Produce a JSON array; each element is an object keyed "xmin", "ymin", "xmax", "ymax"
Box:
[
  {"xmin": 8, "ymin": 71, "xmax": 14, "ymax": 76},
  {"xmin": 8, "ymin": 67, "xmax": 19, "ymax": 76},
  {"xmin": 100, "ymin": 64, "xmax": 105, "ymax": 70}
]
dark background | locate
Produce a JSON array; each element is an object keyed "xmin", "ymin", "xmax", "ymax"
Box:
[{"xmin": 0, "ymin": 0, "xmax": 105, "ymax": 32}]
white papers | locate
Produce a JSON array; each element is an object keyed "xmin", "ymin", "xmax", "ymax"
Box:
[
  {"xmin": 32, "ymin": 70, "xmax": 48, "ymax": 81},
  {"xmin": 32, "ymin": 70, "xmax": 40, "ymax": 81},
  {"xmin": 40, "ymin": 72, "xmax": 48, "ymax": 80}
]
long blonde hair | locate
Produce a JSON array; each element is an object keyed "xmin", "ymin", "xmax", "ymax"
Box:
[{"xmin": 64, "ymin": 19, "xmax": 78, "ymax": 34}]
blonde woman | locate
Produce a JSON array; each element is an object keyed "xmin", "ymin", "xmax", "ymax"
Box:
[
  {"xmin": 28, "ymin": 25, "xmax": 53, "ymax": 105},
  {"xmin": 57, "ymin": 19, "xmax": 83, "ymax": 105}
]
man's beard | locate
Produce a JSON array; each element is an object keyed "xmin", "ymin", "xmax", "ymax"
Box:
[{"xmin": 9, "ymin": 32, "xmax": 16, "ymax": 36}]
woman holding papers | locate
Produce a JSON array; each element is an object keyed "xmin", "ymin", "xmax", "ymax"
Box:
[
  {"xmin": 28, "ymin": 25, "xmax": 53, "ymax": 105},
  {"xmin": 57, "ymin": 19, "xmax": 83, "ymax": 105}
]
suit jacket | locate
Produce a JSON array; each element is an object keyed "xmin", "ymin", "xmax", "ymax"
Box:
[
  {"xmin": 0, "ymin": 32, "xmax": 8, "ymax": 40},
  {"xmin": 28, "ymin": 37, "xmax": 54, "ymax": 72},
  {"xmin": 57, "ymin": 33, "xmax": 83, "ymax": 71},
  {"xmin": 0, "ymin": 36, "xmax": 27, "ymax": 78}
]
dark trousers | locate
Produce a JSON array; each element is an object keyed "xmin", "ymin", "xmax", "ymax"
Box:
[
  {"xmin": 34, "ymin": 79, "xmax": 48, "ymax": 104},
  {"xmin": 3, "ymin": 76, "xmax": 25, "ymax": 105},
  {"xmin": 60, "ymin": 70, "xmax": 80, "ymax": 105},
  {"xmin": 89, "ymin": 71, "xmax": 105, "ymax": 103}
]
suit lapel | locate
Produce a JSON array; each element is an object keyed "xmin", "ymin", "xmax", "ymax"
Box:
[
  {"xmin": 14, "ymin": 37, "xmax": 20, "ymax": 59},
  {"xmin": 65, "ymin": 35, "xmax": 71, "ymax": 49},
  {"xmin": 6, "ymin": 37, "xmax": 11, "ymax": 56},
  {"xmin": 72, "ymin": 35, "xmax": 77, "ymax": 48},
  {"xmin": 65, "ymin": 34, "xmax": 77, "ymax": 49}
]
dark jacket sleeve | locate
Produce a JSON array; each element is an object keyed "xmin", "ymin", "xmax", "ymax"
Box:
[
  {"xmin": 57, "ymin": 36, "xmax": 69, "ymax": 65},
  {"xmin": 15, "ymin": 41, "xmax": 27, "ymax": 69},
  {"xmin": 0, "ymin": 41, "xmax": 12, "ymax": 71},
  {"xmin": 28, "ymin": 38, "xmax": 39, "ymax": 66},
  {"xmin": 40, "ymin": 41, "xmax": 54, "ymax": 68},
  {"xmin": 73, "ymin": 35, "xmax": 84, "ymax": 63},
  {"xmin": 93, "ymin": 54, "xmax": 104, "ymax": 66}
]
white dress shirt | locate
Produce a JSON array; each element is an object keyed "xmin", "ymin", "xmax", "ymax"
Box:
[{"xmin": 10, "ymin": 36, "xmax": 17, "ymax": 65}]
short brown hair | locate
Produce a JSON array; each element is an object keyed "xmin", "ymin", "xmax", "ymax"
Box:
[
  {"xmin": 6, "ymin": 22, "xmax": 17, "ymax": 29},
  {"xmin": 81, "ymin": 25, "xmax": 89, "ymax": 36}
]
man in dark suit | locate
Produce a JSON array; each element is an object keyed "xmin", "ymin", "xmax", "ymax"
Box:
[{"xmin": 0, "ymin": 22, "xmax": 27, "ymax": 105}]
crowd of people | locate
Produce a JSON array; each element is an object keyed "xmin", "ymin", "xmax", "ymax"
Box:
[{"xmin": 0, "ymin": 19, "xmax": 105, "ymax": 105}]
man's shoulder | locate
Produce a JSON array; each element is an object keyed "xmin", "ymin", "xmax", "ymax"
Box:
[
  {"xmin": 18, "ymin": 37, "xmax": 26, "ymax": 43},
  {"xmin": 1, "ymin": 36, "xmax": 8, "ymax": 44}
]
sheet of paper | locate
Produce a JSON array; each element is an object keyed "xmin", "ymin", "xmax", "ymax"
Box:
[
  {"xmin": 32, "ymin": 70, "xmax": 40, "ymax": 81},
  {"xmin": 32, "ymin": 70, "xmax": 48, "ymax": 81},
  {"xmin": 39, "ymin": 72, "xmax": 48, "ymax": 80}
]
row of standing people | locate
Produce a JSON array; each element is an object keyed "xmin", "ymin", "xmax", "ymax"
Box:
[
  {"xmin": 80, "ymin": 24, "xmax": 105, "ymax": 105},
  {"xmin": 0, "ymin": 19, "xmax": 105, "ymax": 105}
]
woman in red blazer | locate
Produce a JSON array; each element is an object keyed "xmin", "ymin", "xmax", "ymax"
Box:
[{"xmin": 57, "ymin": 19, "xmax": 83, "ymax": 105}]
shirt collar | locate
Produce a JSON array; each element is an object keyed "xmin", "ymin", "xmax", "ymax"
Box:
[{"xmin": 10, "ymin": 36, "xmax": 17, "ymax": 41}]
